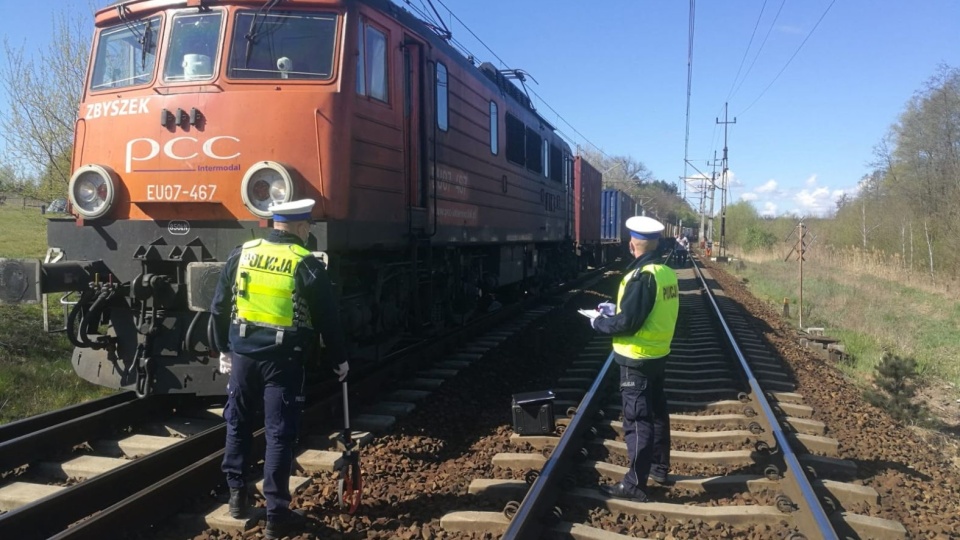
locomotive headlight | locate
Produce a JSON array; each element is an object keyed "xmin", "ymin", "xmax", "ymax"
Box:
[
  {"xmin": 241, "ymin": 161, "xmax": 294, "ymax": 218},
  {"xmin": 68, "ymin": 164, "xmax": 117, "ymax": 219}
]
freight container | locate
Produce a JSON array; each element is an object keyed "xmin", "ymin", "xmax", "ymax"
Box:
[
  {"xmin": 600, "ymin": 189, "xmax": 637, "ymax": 243},
  {"xmin": 573, "ymin": 156, "xmax": 602, "ymax": 245}
]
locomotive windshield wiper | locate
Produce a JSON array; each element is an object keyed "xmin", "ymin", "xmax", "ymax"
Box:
[
  {"xmin": 140, "ymin": 21, "xmax": 152, "ymax": 70},
  {"xmin": 116, "ymin": 4, "xmax": 150, "ymax": 69},
  {"xmin": 244, "ymin": 0, "xmax": 283, "ymax": 67}
]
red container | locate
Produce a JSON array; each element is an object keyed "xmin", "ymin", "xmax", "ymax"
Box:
[{"xmin": 573, "ymin": 156, "xmax": 602, "ymax": 245}]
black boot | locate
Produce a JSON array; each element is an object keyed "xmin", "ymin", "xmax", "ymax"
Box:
[
  {"xmin": 600, "ymin": 482, "xmax": 649, "ymax": 502},
  {"xmin": 265, "ymin": 509, "xmax": 307, "ymax": 539},
  {"xmin": 228, "ymin": 487, "xmax": 248, "ymax": 519}
]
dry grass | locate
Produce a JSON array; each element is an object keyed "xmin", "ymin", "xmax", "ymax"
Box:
[
  {"xmin": 740, "ymin": 246, "xmax": 960, "ymax": 301},
  {"xmin": 726, "ymin": 246, "xmax": 960, "ymax": 385}
]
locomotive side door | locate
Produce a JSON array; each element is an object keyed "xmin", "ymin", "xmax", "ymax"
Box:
[{"xmin": 402, "ymin": 35, "xmax": 428, "ymax": 231}]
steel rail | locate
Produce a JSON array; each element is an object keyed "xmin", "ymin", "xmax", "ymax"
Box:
[
  {"xmin": 1, "ymin": 267, "xmax": 610, "ymax": 539},
  {"xmin": 501, "ymin": 256, "xmax": 668, "ymax": 538},
  {"xmin": 0, "ymin": 391, "xmax": 136, "ymax": 443},
  {"xmin": 0, "ymin": 423, "xmax": 226, "ymax": 540},
  {"xmin": 0, "ymin": 395, "xmax": 179, "ymax": 473},
  {"xmin": 502, "ymin": 353, "xmax": 616, "ymax": 540},
  {"xmin": 49, "ymin": 300, "xmax": 536, "ymax": 538},
  {"xmin": 692, "ymin": 257, "xmax": 838, "ymax": 539}
]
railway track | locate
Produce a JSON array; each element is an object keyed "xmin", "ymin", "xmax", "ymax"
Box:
[
  {"xmin": 439, "ymin": 259, "xmax": 909, "ymax": 540},
  {"xmin": 5, "ymin": 257, "xmax": 940, "ymax": 539},
  {"xmin": 0, "ymin": 269, "xmax": 607, "ymax": 540}
]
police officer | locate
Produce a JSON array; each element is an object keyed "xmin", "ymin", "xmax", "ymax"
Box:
[
  {"xmin": 590, "ymin": 216, "xmax": 679, "ymax": 502},
  {"xmin": 210, "ymin": 199, "xmax": 349, "ymax": 539}
]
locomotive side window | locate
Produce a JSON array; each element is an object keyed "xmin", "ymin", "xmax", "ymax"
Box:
[
  {"xmin": 542, "ymin": 139, "xmax": 549, "ymax": 179},
  {"xmin": 356, "ymin": 21, "xmax": 388, "ymax": 101},
  {"xmin": 228, "ymin": 11, "xmax": 336, "ymax": 80},
  {"xmin": 489, "ymin": 101, "xmax": 498, "ymax": 155},
  {"xmin": 90, "ymin": 16, "xmax": 160, "ymax": 91},
  {"xmin": 436, "ymin": 63, "xmax": 448, "ymax": 131},
  {"xmin": 549, "ymin": 144, "xmax": 562, "ymax": 182},
  {"xmin": 525, "ymin": 127, "xmax": 542, "ymax": 174},
  {"xmin": 505, "ymin": 113, "xmax": 525, "ymax": 166},
  {"xmin": 164, "ymin": 11, "xmax": 223, "ymax": 82}
]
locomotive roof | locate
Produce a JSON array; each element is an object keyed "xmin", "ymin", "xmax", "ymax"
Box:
[{"xmin": 101, "ymin": 0, "xmax": 562, "ymax": 140}]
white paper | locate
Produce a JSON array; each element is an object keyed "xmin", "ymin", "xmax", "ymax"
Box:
[{"xmin": 578, "ymin": 309, "xmax": 601, "ymax": 320}]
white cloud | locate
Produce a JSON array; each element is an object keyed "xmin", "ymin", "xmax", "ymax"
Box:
[
  {"xmin": 756, "ymin": 179, "xmax": 778, "ymax": 194},
  {"xmin": 760, "ymin": 202, "xmax": 777, "ymax": 217},
  {"xmin": 744, "ymin": 172, "xmax": 852, "ymax": 218},
  {"xmin": 724, "ymin": 170, "xmax": 742, "ymax": 188},
  {"xmin": 794, "ymin": 186, "xmax": 845, "ymax": 216}
]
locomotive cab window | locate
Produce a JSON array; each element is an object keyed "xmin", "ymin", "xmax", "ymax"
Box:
[
  {"xmin": 489, "ymin": 101, "xmax": 498, "ymax": 155},
  {"xmin": 356, "ymin": 21, "xmax": 388, "ymax": 101},
  {"xmin": 549, "ymin": 144, "xmax": 562, "ymax": 182},
  {"xmin": 525, "ymin": 127, "xmax": 542, "ymax": 174},
  {"xmin": 542, "ymin": 139, "xmax": 550, "ymax": 178},
  {"xmin": 164, "ymin": 11, "xmax": 223, "ymax": 82},
  {"xmin": 505, "ymin": 113, "xmax": 525, "ymax": 166},
  {"xmin": 228, "ymin": 11, "xmax": 337, "ymax": 80},
  {"xmin": 436, "ymin": 63, "xmax": 448, "ymax": 130},
  {"xmin": 90, "ymin": 16, "xmax": 160, "ymax": 91}
]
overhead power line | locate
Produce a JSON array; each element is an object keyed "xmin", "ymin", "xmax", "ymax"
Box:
[
  {"xmin": 682, "ymin": 0, "xmax": 696, "ymax": 196},
  {"xmin": 729, "ymin": 0, "xmax": 788, "ymax": 101},
  {"xmin": 427, "ymin": 0, "xmax": 612, "ymax": 160},
  {"xmin": 725, "ymin": 0, "xmax": 768, "ymax": 103},
  {"xmin": 738, "ymin": 0, "xmax": 837, "ymax": 116}
]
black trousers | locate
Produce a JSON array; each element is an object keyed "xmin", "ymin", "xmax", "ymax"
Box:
[
  {"xmin": 619, "ymin": 359, "xmax": 670, "ymax": 492},
  {"xmin": 674, "ymin": 250, "xmax": 687, "ymax": 266},
  {"xmin": 222, "ymin": 353, "xmax": 304, "ymax": 520}
]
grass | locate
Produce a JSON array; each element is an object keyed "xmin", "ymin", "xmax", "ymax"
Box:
[
  {"xmin": 0, "ymin": 205, "xmax": 53, "ymax": 258},
  {"xmin": 726, "ymin": 248, "xmax": 960, "ymax": 386},
  {"xmin": 0, "ymin": 207, "xmax": 111, "ymax": 423}
]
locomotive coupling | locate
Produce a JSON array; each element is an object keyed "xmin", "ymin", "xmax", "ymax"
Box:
[{"xmin": 0, "ymin": 259, "xmax": 109, "ymax": 304}]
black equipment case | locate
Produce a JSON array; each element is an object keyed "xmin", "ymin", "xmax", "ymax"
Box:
[{"xmin": 511, "ymin": 390, "xmax": 556, "ymax": 435}]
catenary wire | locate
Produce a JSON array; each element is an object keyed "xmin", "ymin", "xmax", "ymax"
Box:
[
  {"xmin": 730, "ymin": 0, "xmax": 788, "ymax": 101},
  {"xmin": 426, "ymin": 0, "xmax": 613, "ymax": 159},
  {"xmin": 738, "ymin": 0, "xmax": 837, "ymax": 116},
  {"xmin": 725, "ymin": 0, "xmax": 768, "ymax": 103}
]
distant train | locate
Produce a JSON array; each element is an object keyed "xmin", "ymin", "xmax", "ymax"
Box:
[{"xmin": 0, "ymin": 0, "xmax": 633, "ymax": 396}]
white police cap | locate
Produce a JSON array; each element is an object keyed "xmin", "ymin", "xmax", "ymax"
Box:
[
  {"xmin": 625, "ymin": 215, "xmax": 665, "ymax": 240},
  {"xmin": 269, "ymin": 199, "xmax": 315, "ymax": 222}
]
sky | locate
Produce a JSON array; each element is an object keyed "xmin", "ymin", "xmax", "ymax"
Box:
[{"xmin": 3, "ymin": 0, "xmax": 960, "ymax": 218}]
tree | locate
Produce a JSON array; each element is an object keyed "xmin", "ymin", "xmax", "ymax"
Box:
[
  {"xmin": 0, "ymin": 8, "xmax": 91, "ymax": 192},
  {"xmin": 579, "ymin": 149, "xmax": 654, "ymax": 195},
  {"xmin": 888, "ymin": 65, "xmax": 960, "ymax": 278}
]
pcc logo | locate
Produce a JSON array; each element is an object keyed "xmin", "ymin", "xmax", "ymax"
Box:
[
  {"xmin": 167, "ymin": 220, "xmax": 191, "ymax": 235},
  {"xmin": 126, "ymin": 136, "xmax": 240, "ymax": 173}
]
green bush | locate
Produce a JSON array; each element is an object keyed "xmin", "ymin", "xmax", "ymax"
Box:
[{"xmin": 742, "ymin": 225, "xmax": 777, "ymax": 252}]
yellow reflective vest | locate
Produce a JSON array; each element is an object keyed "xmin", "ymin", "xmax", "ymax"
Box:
[
  {"xmin": 233, "ymin": 239, "xmax": 313, "ymax": 331},
  {"xmin": 612, "ymin": 264, "xmax": 679, "ymax": 360}
]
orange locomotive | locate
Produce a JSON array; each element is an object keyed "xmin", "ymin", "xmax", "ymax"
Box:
[{"xmin": 0, "ymin": 0, "xmax": 594, "ymax": 396}]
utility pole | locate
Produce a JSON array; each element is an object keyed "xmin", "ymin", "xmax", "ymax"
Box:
[
  {"xmin": 716, "ymin": 102, "xmax": 736, "ymax": 261},
  {"xmin": 704, "ymin": 152, "xmax": 720, "ymax": 250}
]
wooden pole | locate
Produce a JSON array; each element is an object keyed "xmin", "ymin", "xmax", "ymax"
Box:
[{"xmin": 798, "ymin": 220, "xmax": 804, "ymax": 330}]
